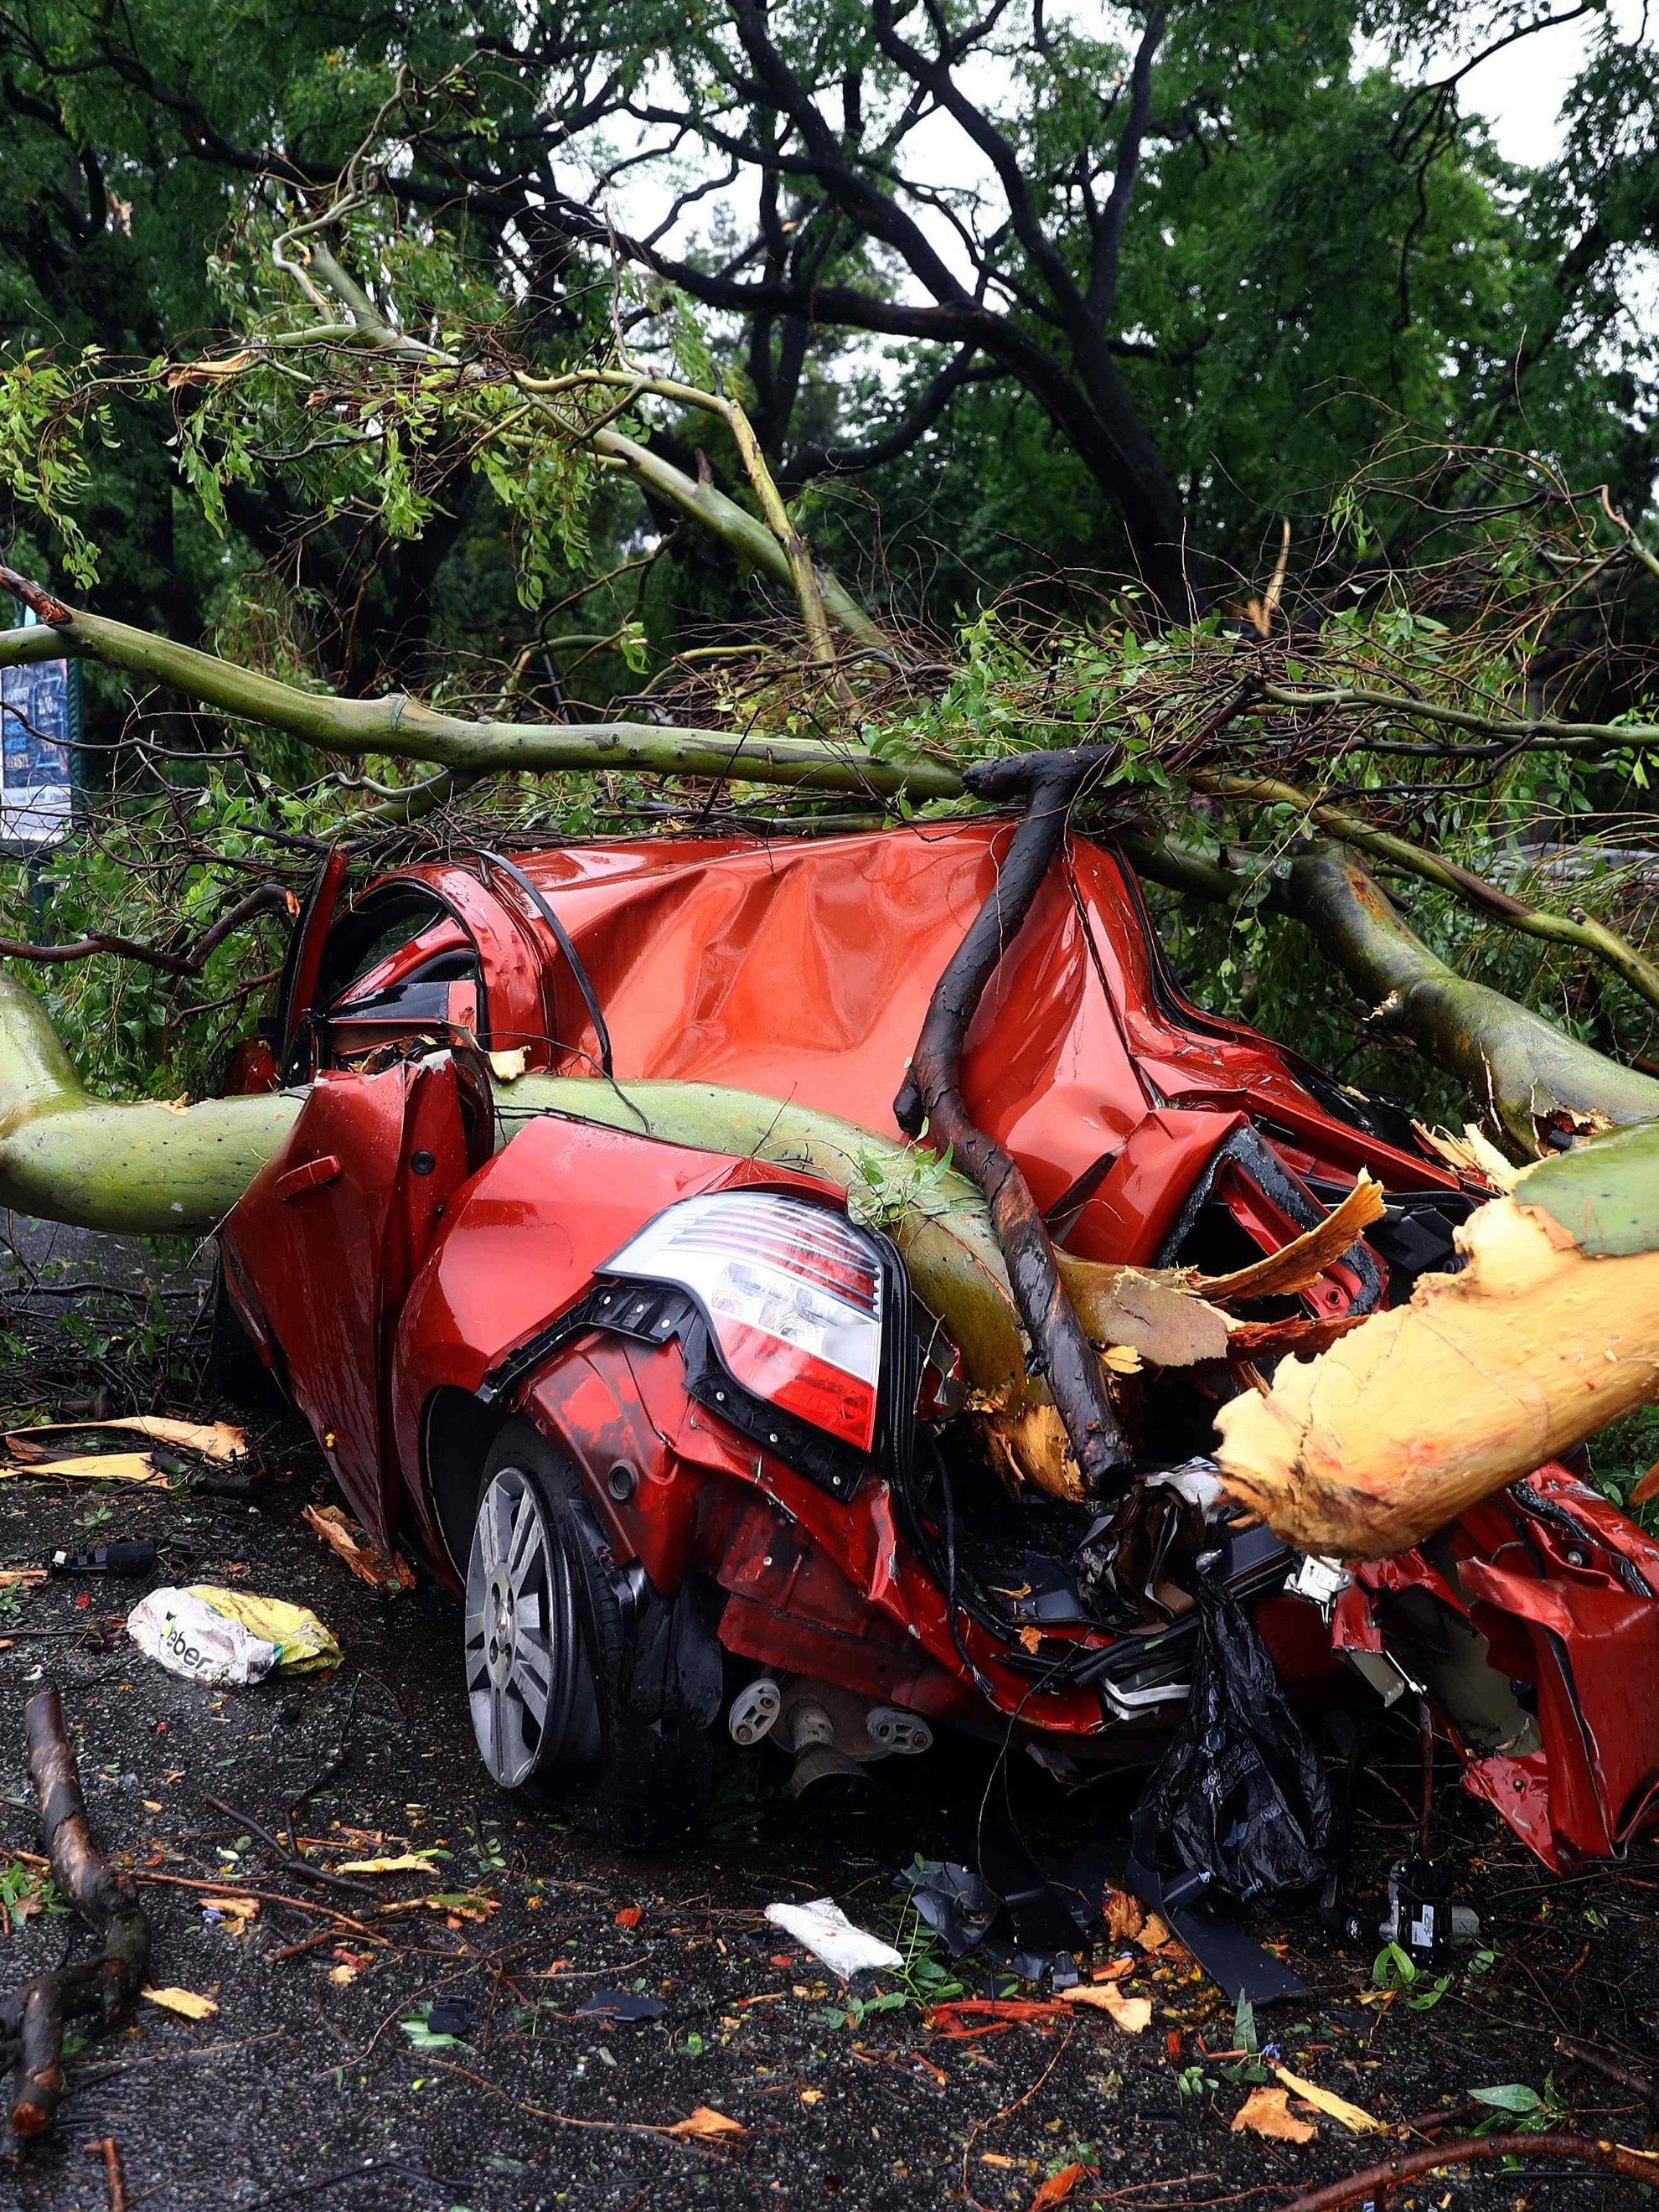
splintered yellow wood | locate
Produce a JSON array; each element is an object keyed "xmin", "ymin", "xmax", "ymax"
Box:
[{"xmin": 1216, "ymin": 1194, "xmax": 1659, "ymax": 1557}]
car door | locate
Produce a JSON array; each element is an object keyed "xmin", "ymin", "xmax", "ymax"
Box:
[{"xmin": 223, "ymin": 1047, "xmax": 494, "ymax": 1539}]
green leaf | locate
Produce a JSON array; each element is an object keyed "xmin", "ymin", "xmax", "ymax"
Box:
[{"xmin": 1471, "ymin": 2085, "xmax": 1543, "ymax": 2113}]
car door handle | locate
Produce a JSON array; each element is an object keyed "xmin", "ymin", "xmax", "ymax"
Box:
[{"xmin": 275, "ymin": 1153, "xmax": 343, "ymax": 1202}]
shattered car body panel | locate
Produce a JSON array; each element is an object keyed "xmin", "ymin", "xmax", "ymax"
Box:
[{"xmin": 219, "ymin": 823, "xmax": 1658, "ymax": 1866}]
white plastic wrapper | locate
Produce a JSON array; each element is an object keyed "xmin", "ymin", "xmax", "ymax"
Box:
[
  {"xmin": 127, "ymin": 1587, "xmax": 279, "ymax": 1688},
  {"xmin": 764, "ymin": 1896, "xmax": 903, "ymax": 1977}
]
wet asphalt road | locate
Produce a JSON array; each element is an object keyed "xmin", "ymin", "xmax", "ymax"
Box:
[{"xmin": 0, "ymin": 1233, "xmax": 1657, "ymax": 2211}]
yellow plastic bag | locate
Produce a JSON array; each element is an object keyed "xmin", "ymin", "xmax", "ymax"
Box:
[{"xmin": 183, "ymin": 1585, "xmax": 341, "ymax": 1672}]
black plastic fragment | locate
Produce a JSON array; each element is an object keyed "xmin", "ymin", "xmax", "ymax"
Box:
[
  {"xmin": 1126, "ymin": 1572, "xmax": 1333, "ymax": 2003},
  {"xmin": 903, "ymin": 1831, "xmax": 1091, "ymax": 1987},
  {"xmin": 572, "ymin": 1990, "xmax": 666, "ymax": 2023},
  {"xmin": 48, "ymin": 1539, "xmax": 157, "ymax": 1577}
]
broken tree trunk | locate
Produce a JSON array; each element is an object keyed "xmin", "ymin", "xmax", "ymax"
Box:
[
  {"xmin": 0, "ymin": 968, "xmax": 298, "ymax": 1233},
  {"xmin": 3, "ymin": 1690, "xmax": 150, "ymax": 2137},
  {"xmin": 1214, "ymin": 1119, "xmax": 1659, "ymax": 1556},
  {"xmin": 1280, "ymin": 843, "xmax": 1659, "ymax": 1154}
]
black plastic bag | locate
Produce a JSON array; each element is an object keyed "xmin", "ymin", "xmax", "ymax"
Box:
[{"xmin": 1137, "ymin": 1575, "xmax": 1332, "ymax": 1905}]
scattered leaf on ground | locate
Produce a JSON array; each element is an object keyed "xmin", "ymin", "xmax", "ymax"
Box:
[
  {"xmin": 1136, "ymin": 1912, "xmax": 1172, "ymax": 1951},
  {"xmin": 1233, "ymin": 2087, "xmax": 1316, "ymax": 2143},
  {"xmin": 1060, "ymin": 1985, "xmax": 1152, "ymax": 2032},
  {"xmin": 1273, "ymin": 2065, "xmax": 1383, "ymax": 2134},
  {"xmin": 142, "ymin": 1987, "xmax": 218, "ymax": 2020},
  {"xmin": 1031, "ymin": 2163, "xmax": 1088, "ymax": 2208},
  {"xmin": 666, "ymin": 2106, "xmax": 746, "ymax": 2141},
  {"xmin": 335, "ymin": 1853, "xmax": 441, "ymax": 1875}
]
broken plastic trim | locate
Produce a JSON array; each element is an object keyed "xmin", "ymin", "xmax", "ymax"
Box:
[{"xmin": 1156, "ymin": 1124, "xmax": 1384, "ymax": 1314}]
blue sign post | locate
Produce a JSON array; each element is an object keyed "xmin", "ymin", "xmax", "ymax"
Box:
[{"xmin": 0, "ymin": 605, "xmax": 78, "ymax": 850}]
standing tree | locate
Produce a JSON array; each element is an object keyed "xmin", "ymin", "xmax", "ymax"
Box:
[{"xmin": 4, "ymin": 0, "xmax": 1657, "ymax": 633}]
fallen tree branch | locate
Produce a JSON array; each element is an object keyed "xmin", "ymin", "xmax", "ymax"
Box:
[
  {"xmin": 1262, "ymin": 678, "xmax": 1659, "ymax": 755},
  {"xmin": 1269, "ymin": 2130, "xmax": 1659, "ymax": 2212},
  {"xmin": 0, "ymin": 581, "xmax": 954, "ymax": 802},
  {"xmin": 1280, "ymin": 842, "xmax": 1659, "ymax": 1152},
  {"xmin": 1, "ymin": 1689, "xmax": 151, "ymax": 2137},
  {"xmin": 0, "ymin": 883, "xmax": 291, "ymax": 976},
  {"xmin": 1121, "ymin": 829, "xmax": 1659, "ymax": 1152},
  {"xmin": 1199, "ymin": 770, "xmax": 1659, "ymax": 1015},
  {"xmin": 895, "ymin": 744, "xmax": 1132, "ymax": 1498},
  {"xmin": 202, "ymin": 1795, "xmax": 380, "ymax": 1900}
]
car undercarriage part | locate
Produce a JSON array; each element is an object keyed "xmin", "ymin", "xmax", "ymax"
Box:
[
  {"xmin": 895, "ymin": 743, "xmax": 1132, "ymax": 1501},
  {"xmin": 773, "ymin": 1677, "xmax": 935, "ymax": 1764},
  {"xmin": 727, "ymin": 1676, "xmax": 783, "ymax": 1745}
]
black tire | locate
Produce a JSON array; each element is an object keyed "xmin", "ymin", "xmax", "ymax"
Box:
[
  {"xmin": 204, "ymin": 1252, "xmax": 276, "ymax": 1408},
  {"xmin": 463, "ymin": 1418, "xmax": 715, "ymax": 1848}
]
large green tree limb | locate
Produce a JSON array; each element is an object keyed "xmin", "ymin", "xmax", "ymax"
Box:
[
  {"xmin": 1278, "ymin": 844, "xmax": 1659, "ymax": 1151},
  {"xmin": 1197, "ymin": 771, "xmax": 1659, "ymax": 1015},
  {"xmin": 0, "ymin": 592, "xmax": 957, "ymax": 801},
  {"xmin": 1120, "ymin": 830, "xmax": 1659, "ymax": 1152}
]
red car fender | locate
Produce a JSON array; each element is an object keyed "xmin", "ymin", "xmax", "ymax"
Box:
[
  {"xmin": 389, "ymin": 1110, "xmax": 855, "ymax": 1566},
  {"xmin": 522, "ymin": 1338, "xmax": 706, "ymax": 1592}
]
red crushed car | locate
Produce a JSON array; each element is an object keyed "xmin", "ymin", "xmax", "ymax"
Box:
[{"xmin": 216, "ymin": 819, "xmax": 1659, "ymax": 1869}]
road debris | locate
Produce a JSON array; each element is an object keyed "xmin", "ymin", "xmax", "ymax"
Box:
[
  {"xmin": 665, "ymin": 2106, "xmax": 746, "ymax": 2141},
  {"xmin": 301, "ymin": 1503, "xmax": 415, "ymax": 1590},
  {"xmin": 2, "ymin": 1690, "xmax": 150, "ymax": 2137},
  {"xmin": 16, "ymin": 1415, "xmax": 249, "ymax": 1461},
  {"xmin": 83, "ymin": 2133, "xmax": 129, "ymax": 2212},
  {"xmin": 1031, "ymin": 2163, "xmax": 1088, "ymax": 2208},
  {"xmin": 333, "ymin": 1851, "xmax": 441, "ymax": 1875},
  {"xmin": 573, "ymin": 1992, "xmax": 667, "ymax": 2023},
  {"xmin": 1232, "ymin": 2086, "xmax": 1316, "ymax": 2143},
  {"xmin": 1271, "ymin": 2065, "xmax": 1383, "ymax": 2134},
  {"xmin": 764, "ymin": 1897, "xmax": 903, "ymax": 1977},
  {"xmin": 49, "ymin": 1539, "xmax": 158, "ymax": 1578},
  {"xmin": 141, "ymin": 1987, "xmax": 219, "ymax": 2021},
  {"xmin": 1057, "ymin": 1985, "xmax": 1151, "ymax": 2031},
  {"xmin": 126, "ymin": 1585, "xmax": 339, "ymax": 1686},
  {"xmin": 3, "ymin": 1451, "xmax": 169, "ymax": 1487}
]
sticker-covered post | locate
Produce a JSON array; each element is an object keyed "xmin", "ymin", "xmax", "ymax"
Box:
[{"xmin": 0, "ymin": 597, "xmax": 78, "ymax": 855}]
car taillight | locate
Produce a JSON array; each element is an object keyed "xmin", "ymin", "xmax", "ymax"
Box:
[{"xmin": 602, "ymin": 1192, "xmax": 885, "ymax": 1450}]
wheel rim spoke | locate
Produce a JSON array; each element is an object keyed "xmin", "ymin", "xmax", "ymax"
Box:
[
  {"xmin": 507, "ymin": 1493, "xmax": 540, "ymax": 1585},
  {"xmin": 467, "ymin": 1463, "xmax": 591, "ymax": 1790}
]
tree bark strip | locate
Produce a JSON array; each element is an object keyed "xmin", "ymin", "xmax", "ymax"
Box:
[
  {"xmin": 3, "ymin": 1691, "xmax": 150, "ymax": 2137},
  {"xmin": 894, "ymin": 746, "xmax": 1133, "ymax": 1496}
]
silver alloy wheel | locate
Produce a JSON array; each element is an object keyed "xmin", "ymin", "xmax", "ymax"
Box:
[{"xmin": 464, "ymin": 1465, "xmax": 567, "ymax": 1787}]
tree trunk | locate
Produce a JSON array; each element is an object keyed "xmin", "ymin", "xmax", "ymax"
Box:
[
  {"xmin": 1280, "ymin": 844, "xmax": 1659, "ymax": 1152},
  {"xmin": 1216, "ymin": 1121, "xmax": 1659, "ymax": 1556}
]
